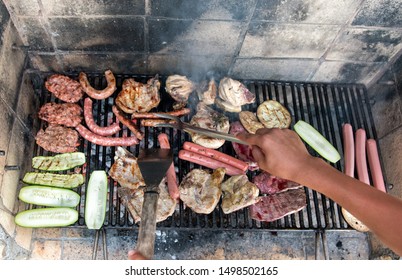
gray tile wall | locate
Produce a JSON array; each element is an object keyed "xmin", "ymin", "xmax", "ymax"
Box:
[{"xmin": 2, "ymin": 0, "xmax": 402, "ymax": 85}]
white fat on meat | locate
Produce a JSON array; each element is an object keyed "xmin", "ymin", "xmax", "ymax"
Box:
[
  {"xmin": 189, "ymin": 102, "xmax": 230, "ymax": 149},
  {"xmin": 216, "ymin": 77, "xmax": 255, "ymax": 112},
  {"xmin": 179, "ymin": 168, "xmax": 226, "ymax": 214},
  {"xmin": 221, "ymin": 175, "xmax": 260, "ymax": 214}
]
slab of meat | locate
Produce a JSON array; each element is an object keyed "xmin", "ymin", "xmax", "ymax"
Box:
[
  {"xmin": 35, "ymin": 125, "xmax": 80, "ymax": 153},
  {"xmin": 249, "ymin": 188, "xmax": 307, "ymax": 222},
  {"xmin": 253, "ymin": 172, "xmax": 302, "ymax": 195},
  {"xmin": 115, "ymin": 76, "xmax": 160, "ymax": 113},
  {"xmin": 189, "ymin": 102, "xmax": 229, "ymax": 149},
  {"xmin": 38, "ymin": 102, "xmax": 83, "ymax": 127},
  {"xmin": 216, "ymin": 77, "xmax": 255, "ymax": 112},
  {"xmin": 165, "ymin": 75, "xmax": 195, "ymax": 103},
  {"xmin": 45, "ymin": 74, "xmax": 84, "ymax": 103},
  {"xmin": 179, "ymin": 168, "xmax": 226, "ymax": 214},
  {"xmin": 109, "ymin": 147, "xmax": 145, "ymax": 190},
  {"xmin": 221, "ymin": 175, "xmax": 260, "ymax": 214},
  {"xmin": 229, "ymin": 121, "xmax": 259, "ymax": 171},
  {"xmin": 118, "ymin": 177, "xmax": 176, "ymax": 224},
  {"xmin": 196, "ymin": 78, "xmax": 216, "ymax": 105}
]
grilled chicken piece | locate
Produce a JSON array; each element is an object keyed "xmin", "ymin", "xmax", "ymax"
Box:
[
  {"xmin": 165, "ymin": 75, "xmax": 195, "ymax": 103},
  {"xmin": 179, "ymin": 168, "xmax": 226, "ymax": 214},
  {"xmin": 239, "ymin": 111, "xmax": 265, "ymax": 134},
  {"xmin": 216, "ymin": 77, "xmax": 255, "ymax": 112},
  {"xmin": 115, "ymin": 76, "xmax": 160, "ymax": 113},
  {"xmin": 189, "ymin": 102, "xmax": 230, "ymax": 149},
  {"xmin": 109, "ymin": 147, "xmax": 145, "ymax": 190},
  {"xmin": 118, "ymin": 177, "xmax": 176, "ymax": 224},
  {"xmin": 196, "ymin": 78, "xmax": 217, "ymax": 105},
  {"xmin": 256, "ymin": 100, "xmax": 291, "ymax": 128},
  {"xmin": 221, "ymin": 175, "xmax": 260, "ymax": 214}
]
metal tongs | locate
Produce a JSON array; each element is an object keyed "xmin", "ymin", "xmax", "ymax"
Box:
[{"xmin": 153, "ymin": 113, "xmax": 249, "ymax": 145}]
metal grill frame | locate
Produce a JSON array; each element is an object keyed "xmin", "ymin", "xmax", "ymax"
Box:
[{"xmin": 30, "ymin": 72, "xmax": 384, "ymax": 231}]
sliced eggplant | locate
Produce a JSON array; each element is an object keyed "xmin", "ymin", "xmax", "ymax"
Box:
[
  {"xmin": 22, "ymin": 172, "xmax": 84, "ymax": 189},
  {"xmin": 257, "ymin": 100, "xmax": 291, "ymax": 129},
  {"xmin": 32, "ymin": 152, "xmax": 85, "ymax": 171}
]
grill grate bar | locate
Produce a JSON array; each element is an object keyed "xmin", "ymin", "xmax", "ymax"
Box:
[{"xmin": 31, "ymin": 74, "xmax": 381, "ymax": 231}]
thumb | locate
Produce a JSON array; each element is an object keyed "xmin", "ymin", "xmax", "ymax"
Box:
[{"xmin": 251, "ymin": 145, "xmax": 266, "ymax": 163}]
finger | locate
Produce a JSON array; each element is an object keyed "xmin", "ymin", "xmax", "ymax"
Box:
[
  {"xmin": 236, "ymin": 132, "xmax": 259, "ymax": 145},
  {"xmin": 251, "ymin": 145, "xmax": 266, "ymax": 163},
  {"xmin": 128, "ymin": 250, "xmax": 148, "ymax": 260}
]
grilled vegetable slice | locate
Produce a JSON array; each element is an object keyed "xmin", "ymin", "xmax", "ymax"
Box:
[
  {"xmin": 15, "ymin": 208, "xmax": 78, "ymax": 228},
  {"xmin": 294, "ymin": 120, "xmax": 340, "ymax": 163},
  {"xmin": 257, "ymin": 100, "xmax": 291, "ymax": 128},
  {"xmin": 32, "ymin": 152, "xmax": 85, "ymax": 171},
  {"xmin": 22, "ymin": 172, "xmax": 84, "ymax": 189},
  {"xmin": 19, "ymin": 185, "xmax": 80, "ymax": 207},
  {"xmin": 239, "ymin": 111, "xmax": 265, "ymax": 134},
  {"xmin": 85, "ymin": 170, "xmax": 108, "ymax": 229}
]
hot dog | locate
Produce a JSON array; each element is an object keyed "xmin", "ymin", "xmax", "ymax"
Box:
[
  {"xmin": 355, "ymin": 128, "xmax": 370, "ymax": 185},
  {"xmin": 157, "ymin": 133, "xmax": 180, "ymax": 200},
  {"xmin": 131, "ymin": 108, "xmax": 191, "ymax": 119},
  {"xmin": 182, "ymin": 141, "xmax": 249, "ymax": 173},
  {"xmin": 76, "ymin": 124, "xmax": 139, "ymax": 146},
  {"xmin": 83, "ymin": 98, "xmax": 121, "ymax": 136},
  {"xmin": 79, "ymin": 70, "xmax": 116, "ymax": 100},
  {"xmin": 367, "ymin": 139, "xmax": 387, "ymax": 193},
  {"xmin": 140, "ymin": 119, "xmax": 176, "ymax": 127},
  {"xmin": 178, "ymin": 150, "xmax": 245, "ymax": 176},
  {"xmin": 342, "ymin": 123, "xmax": 355, "ymax": 178},
  {"xmin": 112, "ymin": 106, "xmax": 144, "ymax": 140}
]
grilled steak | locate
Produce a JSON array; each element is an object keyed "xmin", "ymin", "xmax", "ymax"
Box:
[
  {"xmin": 179, "ymin": 168, "xmax": 226, "ymax": 214},
  {"xmin": 250, "ymin": 188, "xmax": 307, "ymax": 222},
  {"xmin": 253, "ymin": 172, "xmax": 302, "ymax": 195},
  {"xmin": 45, "ymin": 74, "xmax": 84, "ymax": 103},
  {"xmin": 35, "ymin": 125, "xmax": 80, "ymax": 153},
  {"xmin": 229, "ymin": 121, "xmax": 259, "ymax": 171},
  {"xmin": 38, "ymin": 102, "xmax": 83, "ymax": 127}
]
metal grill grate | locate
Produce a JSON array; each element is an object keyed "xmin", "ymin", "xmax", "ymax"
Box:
[{"xmin": 32, "ymin": 73, "xmax": 382, "ymax": 231}]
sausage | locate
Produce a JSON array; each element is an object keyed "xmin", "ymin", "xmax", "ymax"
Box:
[
  {"xmin": 75, "ymin": 124, "xmax": 139, "ymax": 146},
  {"xmin": 182, "ymin": 141, "xmax": 249, "ymax": 173},
  {"xmin": 131, "ymin": 108, "xmax": 191, "ymax": 119},
  {"xmin": 355, "ymin": 128, "xmax": 370, "ymax": 185},
  {"xmin": 84, "ymin": 98, "xmax": 121, "ymax": 136},
  {"xmin": 178, "ymin": 150, "xmax": 245, "ymax": 176},
  {"xmin": 342, "ymin": 123, "xmax": 355, "ymax": 177},
  {"xmin": 367, "ymin": 139, "xmax": 387, "ymax": 193},
  {"xmin": 140, "ymin": 119, "xmax": 176, "ymax": 127},
  {"xmin": 79, "ymin": 70, "xmax": 116, "ymax": 100},
  {"xmin": 112, "ymin": 106, "xmax": 144, "ymax": 140},
  {"xmin": 157, "ymin": 133, "xmax": 180, "ymax": 200}
]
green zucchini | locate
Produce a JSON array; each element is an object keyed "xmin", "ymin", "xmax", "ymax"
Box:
[
  {"xmin": 85, "ymin": 170, "xmax": 108, "ymax": 230},
  {"xmin": 32, "ymin": 152, "xmax": 86, "ymax": 171},
  {"xmin": 15, "ymin": 208, "xmax": 78, "ymax": 228},
  {"xmin": 19, "ymin": 185, "xmax": 80, "ymax": 207},
  {"xmin": 22, "ymin": 172, "xmax": 84, "ymax": 189},
  {"xmin": 294, "ymin": 120, "xmax": 341, "ymax": 163}
]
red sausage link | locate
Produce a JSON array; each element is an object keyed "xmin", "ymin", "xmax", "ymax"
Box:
[
  {"xmin": 182, "ymin": 141, "xmax": 249, "ymax": 173},
  {"xmin": 84, "ymin": 98, "xmax": 121, "ymax": 136},
  {"xmin": 342, "ymin": 123, "xmax": 355, "ymax": 178},
  {"xmin": 178, "ymin": 150, "xmax": 245, "ymax": 176},
  {"xmin": 355, "ymin": 128, "xmax": 370, "ymax": 185},
  {"xmin": 112, "ymin": 106, "xmax": 144, "ymax": 140},
  {"xmin": 157, "ymin": 133, "xmax": 180, "ymax": 200},
  {"xmin": 79, "ymin": 70, "xmax": 116, "ymax": 100},
  {"xmin": 367, "ymin": 139, "xmax": 387, "ymax": 193},
  {"xmin": 131, "ymin": 108, "xmax": 191, "ymax": 119},
  {"xmin": 76, "ymin": 124, "xmax": 139, "ymax": 146}
]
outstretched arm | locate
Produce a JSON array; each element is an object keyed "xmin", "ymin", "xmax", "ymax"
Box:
[{"xmin": 237, "ymin": 128, "xmax": 402, "ymax": 256}]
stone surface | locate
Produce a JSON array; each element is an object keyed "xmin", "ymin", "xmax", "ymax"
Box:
[
  {"xmin": 11, "ymin": 17, "xmax": 53, "ymax": 50},
  {"xmin": 1, "ymin": 0, "xmax": 40, "ymax": 16},
  {"xmin": 352, "ymin": 0, "xmax": 402, "ymax": 28},
  {"xmin": 31, "ymin": 240, "xmax": 62, "ymax": 260},
  {"xmin": 240, "ymin": 23, "xmax": 340, "ymax": 59}
]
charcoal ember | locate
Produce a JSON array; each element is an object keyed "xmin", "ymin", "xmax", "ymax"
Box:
[
  {"xmin": 249, "ymin": 188, "xmax": 307, "ymax": 222},
  {"xmin": 35, "ymin": 125, "xmax": 80, "ymax": 153},
  {"xmin": 45, "ymin": 74, "xmax": 84, "ymax": 103},
  {"xmin": 253, "ymin": 172, "xmax": 302, "ymax": 195},
  {"xmin": 38, "ymin": 102, "xmax": 83, "ymax": 127}
]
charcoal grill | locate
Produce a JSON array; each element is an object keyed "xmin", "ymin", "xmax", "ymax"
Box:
[{"xmin": 30, "ymin": 72, "xmax": 385, "ymax": 234}]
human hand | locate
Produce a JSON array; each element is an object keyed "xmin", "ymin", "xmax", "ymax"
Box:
[
  {"xmin": 237, "ymin": 128, "xmax": 314, "ymax": 182},
  {"xmin": 128, "ymin": 250, "xmax": 148, "ymax": 260}
]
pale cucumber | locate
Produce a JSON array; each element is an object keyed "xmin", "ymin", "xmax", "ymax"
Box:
[
  {"xmin": 85, "ymin": 170, "xmax": 108, "ymax": 230},
  {"xmin": 15, "ymin": 208, "xmax": 78, "ymax": 228},
  {"xmin": 22, "ymin": 172, "xmax": 84, "ymax": 189},
  {"xmin": 19, "ymin": 185, "xmax": 80, "ymax": 207},
  {"xmin": 32, "ymin": 152, "xmax": 86, "ymax": 171},
  {"xmin": 294, "ymin": 120, "xmax": 341, "ymax": 163}
]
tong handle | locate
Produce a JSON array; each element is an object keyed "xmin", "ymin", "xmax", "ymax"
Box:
[
  {"xmin": 183, "ymin": 125, "xmax": 249, "ymax": 145},
  {"xmin": 136, "ymin": 187, "xmax": 159, "ymax": 260}
]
